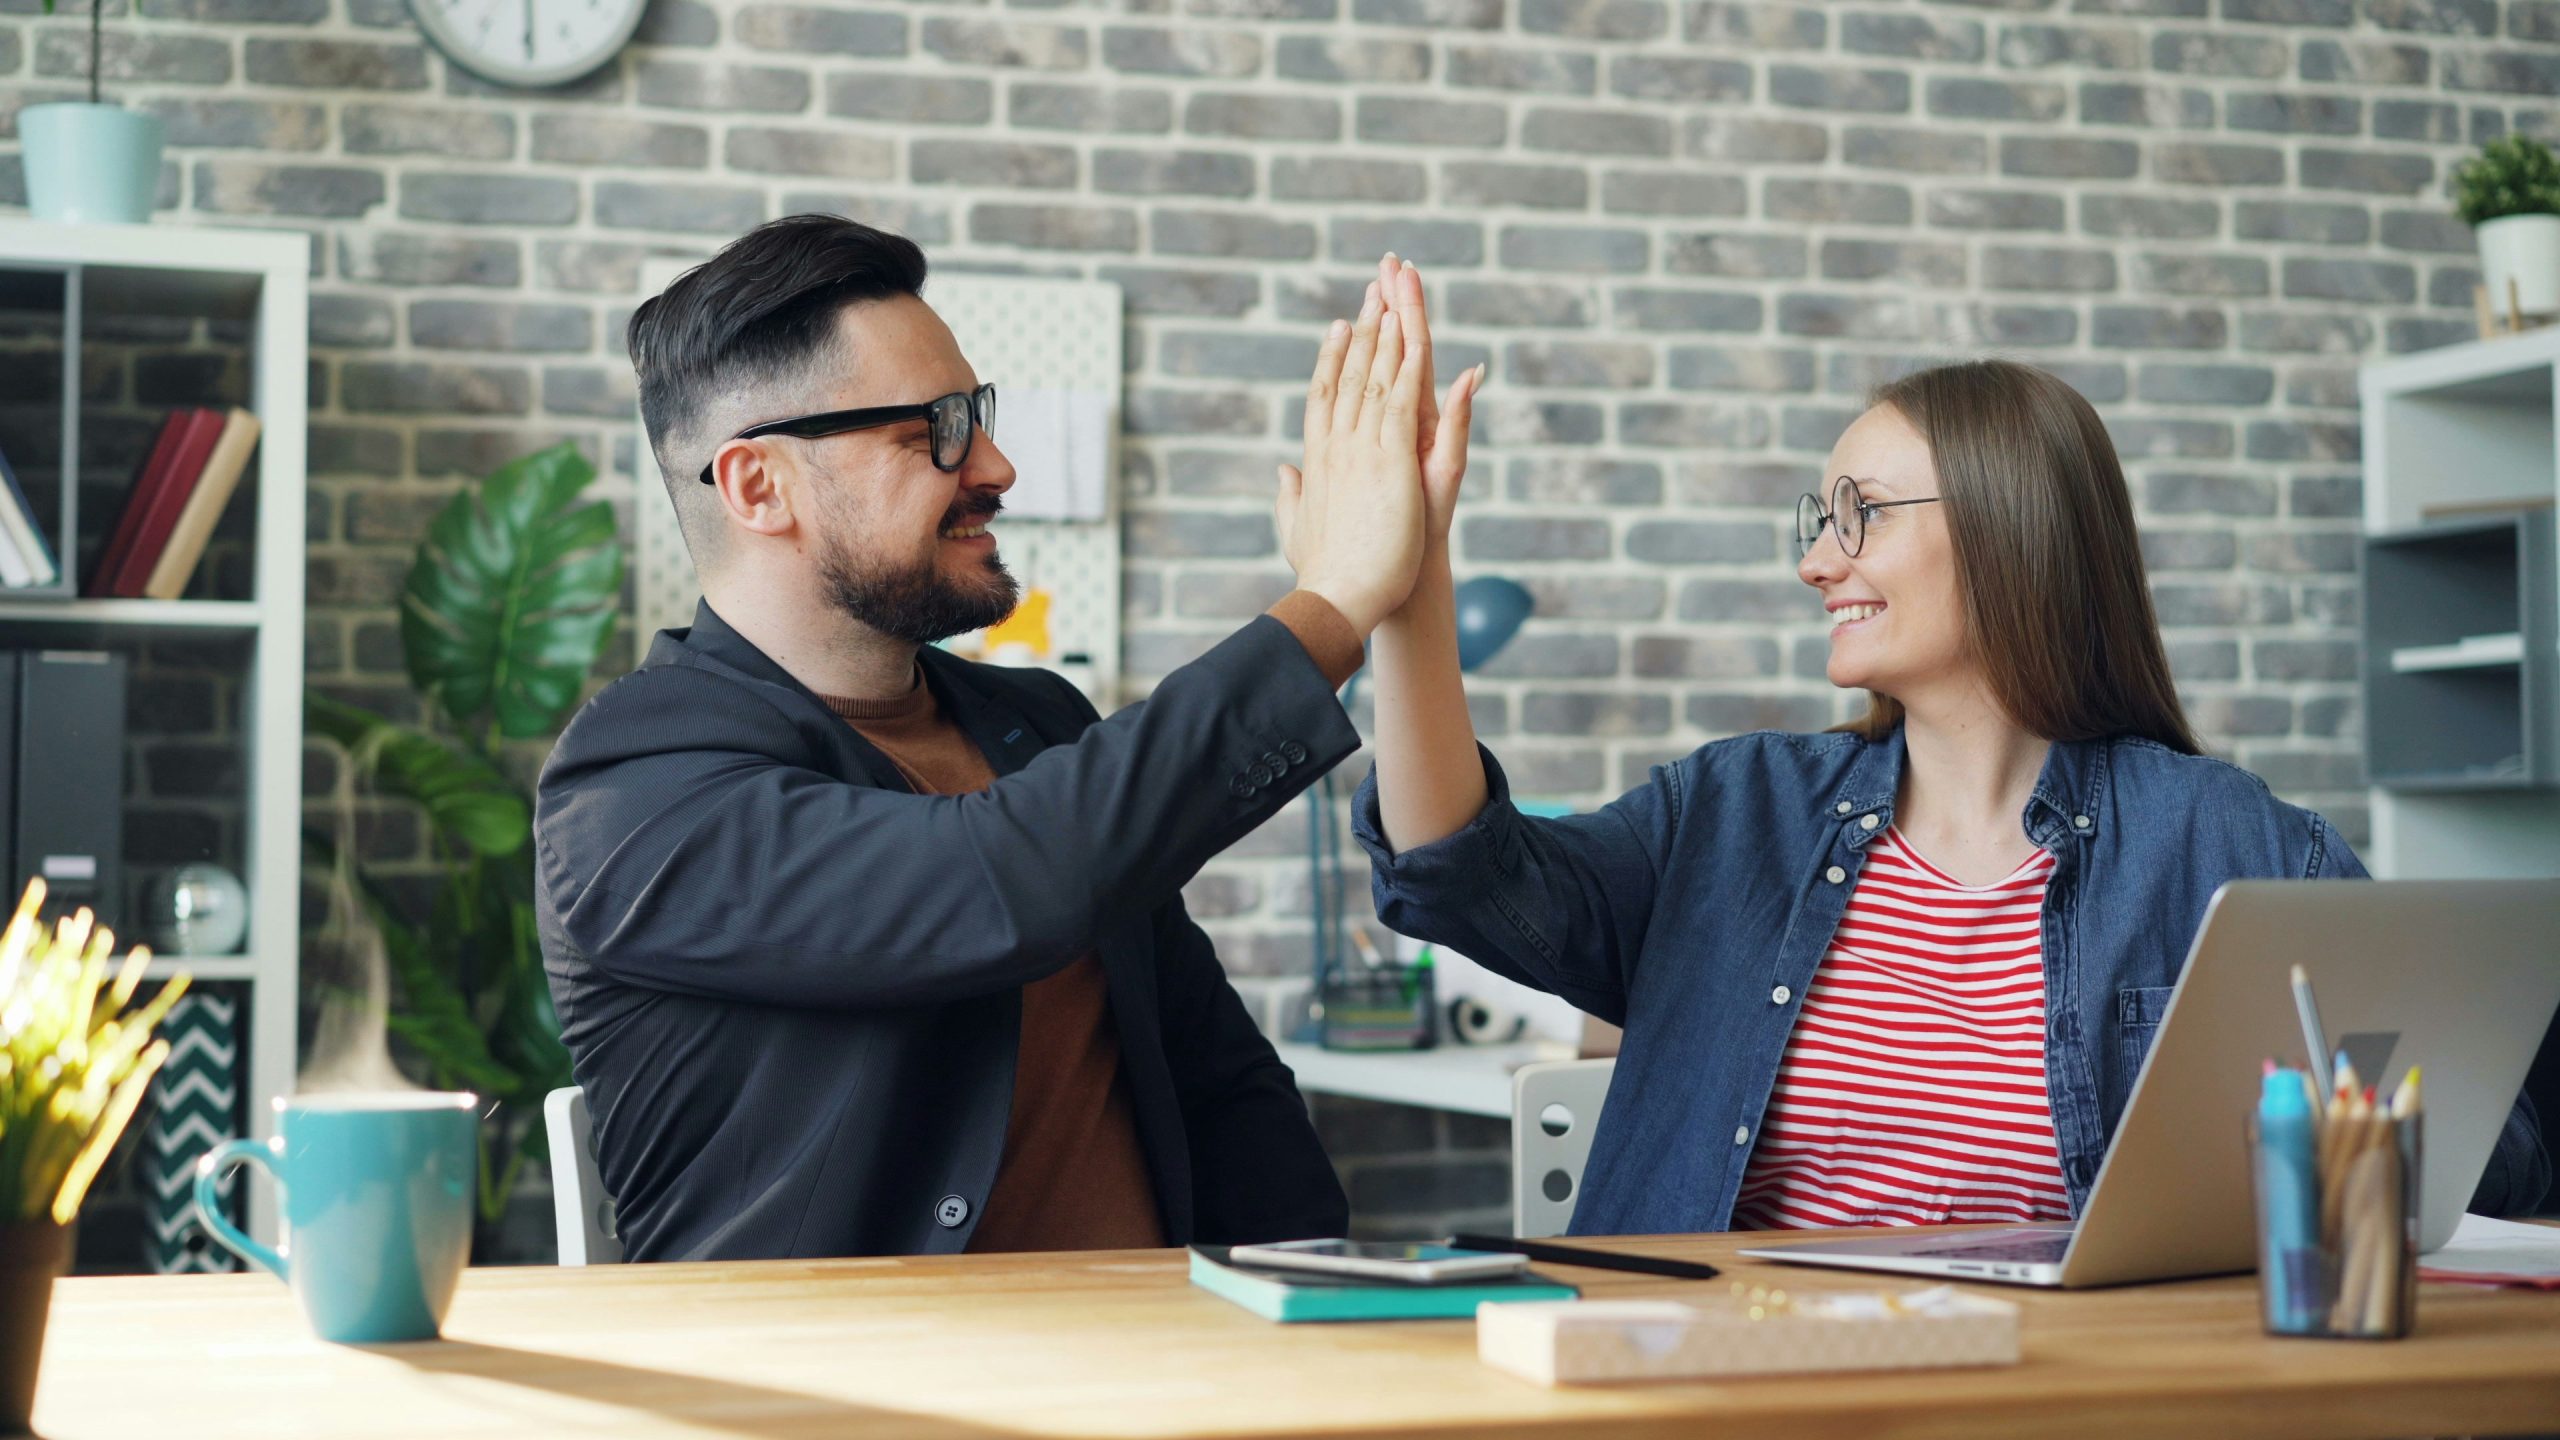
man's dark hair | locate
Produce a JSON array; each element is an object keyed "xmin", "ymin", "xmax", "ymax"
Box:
[{"xmin": 627, "ymin": 214, "xmax": 928, "ymax": 559}]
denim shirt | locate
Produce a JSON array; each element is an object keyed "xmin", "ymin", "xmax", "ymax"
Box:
[{"xmin": 1353, "ymin": 726, "xmax": 2550, "ymax": 1234}]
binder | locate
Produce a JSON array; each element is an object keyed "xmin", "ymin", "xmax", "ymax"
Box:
[
  {"xmin": 0, "ymin": 653, "xmax": 17, "ymax": 899},
  {"xmin": 15, "ymin": 650, "xmax": 126, "ymax": 925}
]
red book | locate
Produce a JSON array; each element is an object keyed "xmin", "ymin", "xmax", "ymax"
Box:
[
  {"xmin": 87, "ymin": 409, "xmax": 191, "ymax": 598},
  {"xmin": 108, "ymin": 407, "xmax": 227, "ymax": 599}
]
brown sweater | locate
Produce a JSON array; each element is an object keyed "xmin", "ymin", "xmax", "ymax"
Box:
[{"xmin": 818, "ymin": 593, "xmax": 1361, "ymax": 1252}]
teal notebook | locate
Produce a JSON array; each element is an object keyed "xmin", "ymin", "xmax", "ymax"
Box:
[{"xmin": 1188, "ymin": 1246, "xmax": 1578, "ymax": 1322}]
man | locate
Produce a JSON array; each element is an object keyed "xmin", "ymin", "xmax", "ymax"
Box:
[{"xmin": 535, "ymin": 215, "xmax": 1461, "ymax": 1260}]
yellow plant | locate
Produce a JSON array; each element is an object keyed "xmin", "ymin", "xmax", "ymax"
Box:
[{"xmin": 0, "ymin": 879, "xmax": 189, "ymax": 1225}]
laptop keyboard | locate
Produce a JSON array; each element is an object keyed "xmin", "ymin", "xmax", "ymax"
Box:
[{"xmin": 1906, "ymin": 1234, "xmax": 2072, "ymax": 1264}]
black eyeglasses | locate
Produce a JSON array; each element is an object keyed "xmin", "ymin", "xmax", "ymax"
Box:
[
  {"xmin": 1795, "ymin": 475, "xmax": 1940, "ymax": 559},
  {"xmin": 698, "ymin": 383, "xmax": 997, "ymax": 485}
]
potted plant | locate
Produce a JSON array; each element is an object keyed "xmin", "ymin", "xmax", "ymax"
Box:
[
  {"xmin": 20, "ymin": 0, "xmax": 165, "ymax": 224},
  {"xmin": 2454, "ymin": 134, "xmax": 2560, "ymax": 321},
  {"xmin": 1, "ymin": 879, "xmax": 189, "ymax": 1433},
  {"xmin": 304, "ymin": 442, "xmax": 622, "ymax": 1259}
]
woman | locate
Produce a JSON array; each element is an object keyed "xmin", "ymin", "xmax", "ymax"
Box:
[{"xmin": 1319, "ymin": 271, "xmax": 2549, "ymax": 1232}]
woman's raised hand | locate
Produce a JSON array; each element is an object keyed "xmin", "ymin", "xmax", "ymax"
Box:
[
  {"xmin": 1273, "ymin": 257, "xmax": 1431, "ymax": 636},
  {"xmin": 1383, "ymin": 256, "xmax": 1483, "ymax": 551},
  {"xmin": 1276, "ymin": 257, "xmax": 1484, "ymax": 630}
]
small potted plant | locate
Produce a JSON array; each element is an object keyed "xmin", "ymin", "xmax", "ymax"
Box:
[
  {"xmin": 19, "ymin": 0, "xmax": 165, "ymax": 224},
  {"xmin": 2454, "ymin": 134, "xmax": 2560, "ymax": 322},
  {"xmin": 0, "ymin": 879, "xmax": 188, "ymax": 1434}
]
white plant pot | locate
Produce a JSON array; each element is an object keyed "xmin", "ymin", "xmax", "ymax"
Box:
[
  {"xmin": 2477, "ymin": 213, "xmax": 2560, "ymax": 318},
  {"xmin": 19, "ymin": 102, "xmax": 164, "ymax": 224}
]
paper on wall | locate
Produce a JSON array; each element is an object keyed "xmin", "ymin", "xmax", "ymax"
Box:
[
  {"xmin": 998, "ymin": 386, "xmax": 1112, "ymax": 521},
  {"xmin": 2417, "ymin": 1213, "xmax": 2560, "ymax": 1287}
]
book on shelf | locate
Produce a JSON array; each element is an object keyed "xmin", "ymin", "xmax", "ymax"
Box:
[
  {"xmin": 140, "ymin": 407, "xmax": 259, "ymax": 601},
  {"xmin": 86, "ymin": 406, "xmax": 248, "ymax": 600},
  {"xmin": 88, "ymin": 408, "xmax": 203, "ymax": 598},
  {"xmin": 0, "ymin": 445, "xmax": 57, "ymax": 589}
]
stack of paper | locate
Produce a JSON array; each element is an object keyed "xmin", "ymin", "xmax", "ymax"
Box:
[
  {"xmin": 996, "ymin": 387, "xmax": 1111, "ymax": 521},
  {"xmin": 2417, "ymin": 1214, "xmax": 2560, "ymax": 1289}
]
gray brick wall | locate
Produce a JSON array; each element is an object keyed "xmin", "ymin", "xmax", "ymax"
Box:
[{"xmin": 10, "ymin": 0, "xmax": 2554, "ymax": 1240}]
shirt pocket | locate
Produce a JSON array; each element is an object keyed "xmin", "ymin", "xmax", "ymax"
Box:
[{"xmin": 2116, "ymin": 984, "xmax": 2177, "ymax": 1082}]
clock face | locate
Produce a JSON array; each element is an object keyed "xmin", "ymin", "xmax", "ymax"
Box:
[{"xmin": 408, "ymin": 0, "xmax": 647, "ymax": 88}]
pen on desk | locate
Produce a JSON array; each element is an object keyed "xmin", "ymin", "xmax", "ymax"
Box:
[
  {"xmin": 2289, "ymin": 964, "xmax": 2332, "ymax": 1103},
  {"xmin": 1448, "ymin": 1233, "xmax": 1722, "ymax": 1281}
]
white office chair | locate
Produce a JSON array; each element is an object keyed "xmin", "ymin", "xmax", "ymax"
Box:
[
  {"xmin": 544, "ymin": 1086, "xmax": 623, "ymax": 1266},
  {"xmin": 1510, "ymin": 1058, "xmax": 1615, "ymax": 1239}
]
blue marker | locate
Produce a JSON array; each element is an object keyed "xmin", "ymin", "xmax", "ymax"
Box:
[{"xmin": 2256, "ymin": 1064, "xmax": 2322, "ymax": 1333}]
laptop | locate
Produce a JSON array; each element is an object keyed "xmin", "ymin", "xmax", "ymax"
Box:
[{"xmin": 1734, "ymin": 879, "xmax": 2560, "ymax": 1289}]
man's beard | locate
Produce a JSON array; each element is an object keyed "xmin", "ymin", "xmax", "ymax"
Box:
[{"xmin": 816, "ymin": 492, "xmax": 1019, "ymax": 645}]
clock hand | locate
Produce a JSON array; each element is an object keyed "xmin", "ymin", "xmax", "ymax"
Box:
[{"xmin": 524, "ymin": 0, "xmax": 536, "ymax": 59}]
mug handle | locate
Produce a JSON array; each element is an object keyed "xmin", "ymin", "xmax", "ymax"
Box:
[{"xmin": 194, "ymin": 1138, "xmax": 287, "ymax": 1281}]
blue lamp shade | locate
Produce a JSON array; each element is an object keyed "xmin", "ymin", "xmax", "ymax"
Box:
[{"xmin": 1453, "ymin": 576, "xmax": 1535, "ymax": 673}]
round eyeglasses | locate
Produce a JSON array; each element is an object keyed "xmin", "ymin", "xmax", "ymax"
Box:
[
  {"xmin": 1795, "ymin": 475, "xmax": 1941, "ymax": 559},
  {"xmin": 699, "ymin": 384, "xmax": 997, "ymax": 484}
]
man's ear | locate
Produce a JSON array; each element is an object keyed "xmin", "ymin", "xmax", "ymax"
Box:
[{"xmin": 709, "ymin": 439, "xmax": 797, "ymax": 540}]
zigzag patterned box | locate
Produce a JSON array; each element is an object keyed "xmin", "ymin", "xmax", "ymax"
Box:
[
  {"xmin": 1477, "ymin": 1287, "xmax": 2021, "ymax": 1387},
  {"xmin": 145, "ymin": 989, "xmax": 244, "ymax": 1274}
]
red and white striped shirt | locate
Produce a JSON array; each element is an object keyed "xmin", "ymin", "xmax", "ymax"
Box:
[{"xmin": 1732, "ymin": 827, "xmax": 2073, "ymax": 1231}]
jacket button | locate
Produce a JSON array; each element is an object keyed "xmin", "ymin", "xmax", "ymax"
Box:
[
  {"xmin": 936, "ymin": 1195, "xmax": 970, "ymax": 1229},
  {"xmin": 1229, "ymin": 775, "xmax": 1258, "ymax": 800},
  {"xmin": 1733, "ymin": 1125, "xmax": 1751, "ymax": 1146},
  {"xmin": 2073, "ymin": 814, "xmax": 2092, "ymax": 830},
  {"xmin": 1280, "ymin": 740, "xmax": 1308, "ymax": 764},
  {"xmin": 1859, "ymin": 813, "xmax": 1880, "ymax": 831},
  {"xmin": 1771, "ymin": 984, "xmax": 1791, "ymax": 1005},
  {"xmin": 1261, "ymin": 750, "xmax": 1289, "ymax": 776},
  {"xmin": 1248, "ymin": 764, "xmax": 1277, "ymax": 787},
  {"xmin": 1824, "ymin": 865, "xmax": 1847, "ymax": 884},
  {"xmin": 1834, "ymin": 801, "xmax": 1852, "ymax": 815}
]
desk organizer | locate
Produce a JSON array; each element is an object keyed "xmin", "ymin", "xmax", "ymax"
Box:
[{"xmin": 1477, "ymin": 1285, "xmax": 2020, "ymax": 1386}]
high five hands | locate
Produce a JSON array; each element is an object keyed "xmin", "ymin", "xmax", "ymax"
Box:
[{"xmin": 1276, "ymin": 254, "xmax": 1484, "ymax": 637}]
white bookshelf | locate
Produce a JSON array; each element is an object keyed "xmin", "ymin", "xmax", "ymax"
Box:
[
  {"xmin": 2358, "ymin": 330, "xmax": 2560, "ymax": 879},
  {"xmin": 0, "ymin": 220, "xmax": 305, "ymax": 1243}
]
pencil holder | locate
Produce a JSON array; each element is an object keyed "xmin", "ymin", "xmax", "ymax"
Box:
[
  {"xmin": 2247, "ymin": 1110, "xmax": 2421, "ymax": 1339},
  {"xmin": 1317, "ymin": 963, "xmax": 1436, "ymax": 1052}
]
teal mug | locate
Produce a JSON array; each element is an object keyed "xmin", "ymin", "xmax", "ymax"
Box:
[{"xmin": 194, "ymin": 1092, "xmax": 478, "ymax": 1344}]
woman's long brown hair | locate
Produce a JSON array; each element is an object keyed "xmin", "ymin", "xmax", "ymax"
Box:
[{"xmin": 1838, "ymin": 359, "xmax": 2201, "ymax": 755}]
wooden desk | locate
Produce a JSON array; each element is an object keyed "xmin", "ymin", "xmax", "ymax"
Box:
[{"xmin": 31, "ymin": 1233, "xmax": 2560, "ymax": 1439}]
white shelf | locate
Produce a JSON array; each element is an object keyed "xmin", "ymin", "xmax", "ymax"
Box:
[
  {"xmin": 0, "ymin": 219, "xmax": 306, "ymax": 1246},
  {"xmin": 1271, "ymin": 1040, "xmax": 1558, "ymax": 1119},
  {"xmin": 0, "ymin": 598, "xmax": 265, "ymax": 629},
  {"xmin": 144, "ymin": 953, "xmax": 263, "ymax": 983},
  {"xmin": 2389, "ymin": 633, "xmax": 2527, "ymax": 673},
  {"xmin": 2362, "ymin": 331, "xmax": 2560, "ymax": 879}
]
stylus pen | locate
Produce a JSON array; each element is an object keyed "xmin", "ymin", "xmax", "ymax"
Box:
[
  {"xmin": 1449, "ymin": 1233, "xmax": 1722, "ymax": 1281},
  {"xmin": 2289, "ymin": 963, "xmax": 2333, "ymax": 1103}
]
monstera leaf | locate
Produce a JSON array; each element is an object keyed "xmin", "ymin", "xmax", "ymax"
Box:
[
  {"xmin": 304, "ymin": 692, "xmax": 529, "ymax": 857},
  {"xmin": 401, "ymin": 442, "xmax": 623, "ymax": 741}
]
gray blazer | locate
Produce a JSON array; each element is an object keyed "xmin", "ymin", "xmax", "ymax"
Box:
[{"xmin": 534, "ymin": 602, "xmax": 1355, "ymax": 1260}]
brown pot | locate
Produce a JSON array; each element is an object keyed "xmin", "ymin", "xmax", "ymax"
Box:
[{"xmin": 0, "ymin": 1220, "xmax": 73, "ymax": 1436}]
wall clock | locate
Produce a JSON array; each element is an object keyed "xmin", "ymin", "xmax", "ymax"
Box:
[{"xmin": 407, "ymin": 0, "xmax": 646, "ymax": 89}]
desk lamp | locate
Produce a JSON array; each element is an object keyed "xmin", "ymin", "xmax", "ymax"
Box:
[{"xmin": 1301, "ymin": 575, "xmax": 1535, "ymax": 1047}]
